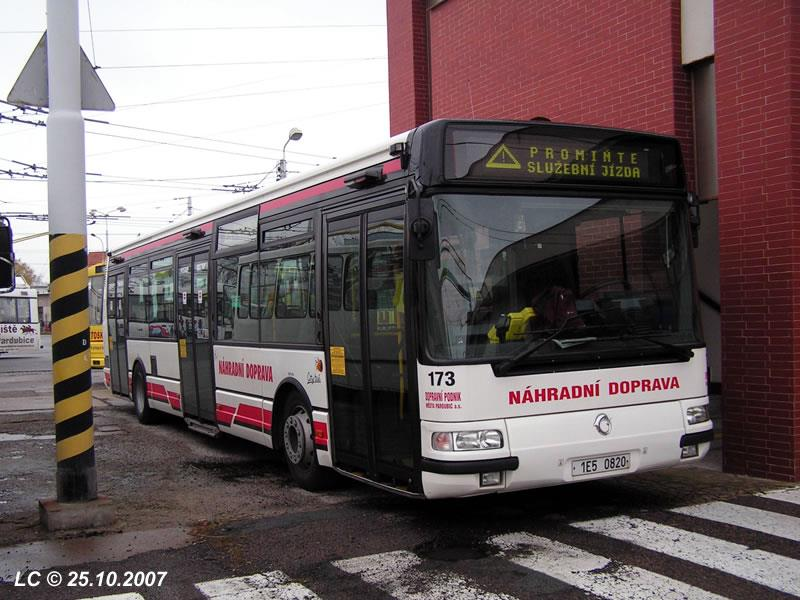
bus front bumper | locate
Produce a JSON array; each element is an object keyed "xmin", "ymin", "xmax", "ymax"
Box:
[{"xmin": 420, "ymin": 399, "xmax": 712, "ymax": 499}]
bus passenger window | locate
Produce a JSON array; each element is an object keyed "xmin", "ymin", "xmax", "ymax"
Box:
[
  {"xmin": 327, "ymin": 256, "xmax": 343, "ymax": 311},
  {"xmin": 234, "ymin": 262, "xmax": 257, "ymax": 342},
  {"xmin": 128, "ymin": 264, "xmax": 149, "ymax": 338},
  {"xmin": 0, "ymin": 298, "xmax": 15, "ymax": 322},
  {"xmin": 343, "ymin": 255, "xmax": 360, "ymax": 311},
  {"xmin": 238, "ymin": 265, "xmax": 252, "ymax": 319},
  {"xmin": 215, "ymin": 257, "xmax": 237, "ymax": 341},
  {"xmin": 276, "ymin": 256, "xmax": 309, "ymax": 319}
]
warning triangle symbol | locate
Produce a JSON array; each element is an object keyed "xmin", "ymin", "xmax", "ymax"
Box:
[
  {"xmin": 7, "ymin": 32, "xmax": 115, "ymax": 111},
  {"xmin": 485, "ymin": 144, "xmax": 521, "ymax": 169}
]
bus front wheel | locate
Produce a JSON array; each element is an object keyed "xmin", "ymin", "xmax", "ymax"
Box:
[
  {"xmin": 133, "ymin": 367, "xmax": 156, "ymax": 425},
  {"xmin": 281, "ymin": 393, "xmax": 334, "ymax": 491}
]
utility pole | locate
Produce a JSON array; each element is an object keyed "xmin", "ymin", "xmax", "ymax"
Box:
[
  {"xmin": 7, "ymin": 0, "xmax": 115, "ymax": 529},
  {"xmin": 46, "ymin": 0, "xmax": 97, "ymax": 507}
]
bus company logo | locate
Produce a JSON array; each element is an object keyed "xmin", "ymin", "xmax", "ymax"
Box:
[
  {"xmin": 21, "ymin": 325, "xmax": 35, "ymax": 334},
  {"xmin": 217, "ymin": 359, "xmax": 274, "ymax": 382},
  {"xmin": 508, "ymin": 377, "xmax": 681, "ymax": 405}
]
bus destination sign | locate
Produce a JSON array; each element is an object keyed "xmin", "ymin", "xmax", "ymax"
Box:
[{"xmin": 444, "ymin": 124, "xmax": 682, "ymax": 188}]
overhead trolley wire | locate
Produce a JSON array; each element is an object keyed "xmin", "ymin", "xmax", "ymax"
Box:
[
  {"xmin": 98, "ymin": 57, "xmax": 388, "ymax": 71},
  {"xmin": 0, "ymin": 24, "xmax": 385, "ymax": 34}
]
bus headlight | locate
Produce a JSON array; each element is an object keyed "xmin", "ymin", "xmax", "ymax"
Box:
[
  {"xmin": 686, "ymin": 406, "xmax": 710, "ymax": 425},
  {"xmin": 431, "ymin": 430, "xmax": 503, "ymax": 452}
]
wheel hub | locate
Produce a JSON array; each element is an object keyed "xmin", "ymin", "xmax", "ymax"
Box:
[{"xmin": 283, "ymin": 410, "xmax": 313, "ymax": 466}]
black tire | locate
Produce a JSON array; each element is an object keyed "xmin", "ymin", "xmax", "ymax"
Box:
[
  {"xmin": 132, "ymin": 366, "xmax": 156, "ymax": 425},
  {"xmin": 281, "ymin": 392, "xmax": 335, "ymax": 491}
]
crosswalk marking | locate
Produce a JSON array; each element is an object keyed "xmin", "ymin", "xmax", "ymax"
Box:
[
  {"xmin": 68, "ymin": 488, "xmax": 800, "ymax": 600},
  {"xmin": 759, "ymin": 486, "xmax": 800, "ymax": 506},
  {"xmin": 490, "ymin": 531, "xmax": 726, "ymax": 600},
  {"xmin": 573, "ymin": 515, "xmax": 800, "ymax": 596},
  {"xmin": 195, "ymin": 570, "xmax": 320, "ymax": 600},
  {"xmin": 671, "ymin": 500, "xmax": 800, "ymax": 541},
  {"xmin": 333, "ymin": 549, "xmax": 515, "ymax": 600}
]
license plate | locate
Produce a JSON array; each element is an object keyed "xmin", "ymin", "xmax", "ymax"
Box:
[{"xmin": 571, "ymin": 453, "xmax": 631, "ymax": 477}]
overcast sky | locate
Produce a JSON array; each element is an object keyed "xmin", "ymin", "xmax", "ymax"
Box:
[{"xmin": 0, "ymin": 1, "xmax": 389, "ymax": 281}]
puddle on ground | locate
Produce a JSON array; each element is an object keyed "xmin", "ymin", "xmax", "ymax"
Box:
[
  {"xmin": 185, "ymin": 459, "xmax": 284, "ymax": 482},
  {"xmin": 415, "ymin": 536, "xmax": 493, "ymax": 561},
  {"xmin": 0, "ymin": 427, "xmax": 124, "ymax": 443}
]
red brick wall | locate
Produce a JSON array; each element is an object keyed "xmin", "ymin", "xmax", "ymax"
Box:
[
  {"xmin": 388, "ymin": 0, "xmax": 694, "ymax": 182},
  {"xmin": 716, "ymin": 0, "xmax": 800, "ymax": 480},
  {"xmin": 387, "ymin": 0, "xmax": 430, "ymax": 134}
]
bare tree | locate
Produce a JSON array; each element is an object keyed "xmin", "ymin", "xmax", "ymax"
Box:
[{"xmin": 13, "ymin": 259, "xmax": 43, "ymax": 286}]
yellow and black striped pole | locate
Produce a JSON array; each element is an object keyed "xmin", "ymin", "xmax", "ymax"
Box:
[{"xmin": 50, "ymin": 233, "xmax": 96, "ymax": 501}]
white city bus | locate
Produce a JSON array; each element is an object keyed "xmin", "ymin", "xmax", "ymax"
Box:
[
  {"xmin": 104, "ymin": 119, "xmax": 713, "ymax": 498},
  {"xmin": 0, "ymin": 277, "xmax": 41, "ymax": 355}
]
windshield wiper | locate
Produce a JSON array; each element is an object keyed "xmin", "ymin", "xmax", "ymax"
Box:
[
  {"xmin": 494, "ymin": 312, "xmax": 589, "ymax": 376},
  {"xmin": 493, "ymin": 314, "xmax": 694, "ymax": 375},
  {"xmin": 616, "ymin": 332, "xmax": 694, "ymax": 361}
]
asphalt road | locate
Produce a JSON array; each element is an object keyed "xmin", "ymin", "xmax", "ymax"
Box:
[{"xmin": 1, "ymin": 350, "xmax": 798, "ymax": 600}]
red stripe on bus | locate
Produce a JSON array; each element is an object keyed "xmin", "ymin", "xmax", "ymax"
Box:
[
  {"xmin": 120, "ymin": 221, "xmax": 213, "ymax": 261},
  {"xmin": 265, "ymin": 410, "xmax": 273, "ymax": 432},
  {"xmin": 233, "ymin": 403, "xmax": 273, "ymax": 433},
  {"xmin": 383, "ymin": 157, "xmax": 402, "ymax": 174},
  {"xmin": 166, "ymin": 390, "xmax": 182, "ymax": 411},
  {"xmin": 258, "ymin": 158, "xmax": 403, "ymax": 217},
  {"xmin": 313, "ymin": 421, "xmax": 329, "ymax": 449},
  {"xmin": 147, "ymin": 383, "xmax": 169, "ymax": 403},
  {"xmin": 216, "ymin": 404, "xmax": 235, "ymax": 427},
  {"xmin": 259, "ymin": 177, "xmax": 346, "ymax": 217},
  {"xmin": 115, "ymin": 158, "xmax": 402, "ymax": 259}
]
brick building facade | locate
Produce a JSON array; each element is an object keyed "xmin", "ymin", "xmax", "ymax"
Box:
[{"xmin": 386, "ymin": 0, "xmax": 800, "ymax": 481}]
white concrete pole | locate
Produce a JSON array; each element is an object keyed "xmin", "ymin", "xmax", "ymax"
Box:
[
  {"xmin": 47, "ymin": 0, "xmax": 87, "ymax": 233},
  {"xmin": 46, "ymin": 0, "xmax": 97, "ymax": 504}
]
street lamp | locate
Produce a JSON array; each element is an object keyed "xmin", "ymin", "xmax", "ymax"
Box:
[
  {"xmin": 277, "ymin": 127, "xmax": 303, "ymax": 181},
  {"xmin": 89, "ymin": 232, "xmax": 106, "ymax": 256},
  {"xmin": 88, "ymin": 206, "xmax": 126, "ymax": 252}
]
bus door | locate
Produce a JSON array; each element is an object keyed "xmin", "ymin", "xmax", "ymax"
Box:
[
  {"xmin": 177, "ymin": 251, "xmax": 215, "ymax": 421},
  {"xmin": 108, "ymin": 273, "xmax": 129, "ymax": 395},
  {"xmin": 324, "ymin": 204, "xmax": 416, "ymax": 487}
]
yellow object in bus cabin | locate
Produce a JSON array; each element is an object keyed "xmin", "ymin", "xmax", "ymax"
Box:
[{"xmin": 488, "ymin": 307, "xmax": 536, "ymax": 343}]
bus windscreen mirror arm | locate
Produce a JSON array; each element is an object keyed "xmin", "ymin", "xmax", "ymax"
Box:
[
  {"xmin": 407, "ymin": 179, "xmax": 437, "ymax": 261},
  {"xmin": 0, "ymin": 216, "xmax": 15, "ymax": 292}
]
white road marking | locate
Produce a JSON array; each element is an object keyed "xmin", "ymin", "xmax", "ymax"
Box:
[
  {"xmin": 759, "ymin": 486, "xmax": 800, "ymax": 506},
  {"xmin": 491, "ymin": 531, "xmax": 726, "ymax": 600},
  {"xmin": 671, "ymin": 501, "xmax": 800, "ymax": 541},
  {"xmin": 195, "ymin": 570, "xmax": 320, "ymax": 600},
  {"xmin": 573, "ymin": 515, "xmax": 800, "ymax": 596},
  {"xmin": 333, "ymin": 549, "xmax": 516, "ymax": 600}
]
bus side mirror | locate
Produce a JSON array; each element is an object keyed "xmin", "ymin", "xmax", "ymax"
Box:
[
  {"xmin": 687, "ymin": 192, "xmax": 701, "ymax": 249},
  {"xmin": 0, "ymin": 217, "xmax": 14, "ymax": 292},
  {"xmin": 407, "ymin": 181, "xmax": 438, "ymax": 261}
]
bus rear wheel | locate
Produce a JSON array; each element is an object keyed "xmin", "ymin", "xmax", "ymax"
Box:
[
  {"xmin": 132, "ymin": 366, "xmax": 156, "ymax": 425},
  {"xmin": 281, "ymin": 393, "xmax": 334, "ymax": 491}
]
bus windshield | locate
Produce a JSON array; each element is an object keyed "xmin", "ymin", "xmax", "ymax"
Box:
[
  {"xmin": 423, "ymin": 194, "xmax": 700, "ymax": 364},
  {"xmin": 89, "ymin": 272, "xmax": 105, "ymax": 326}
]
